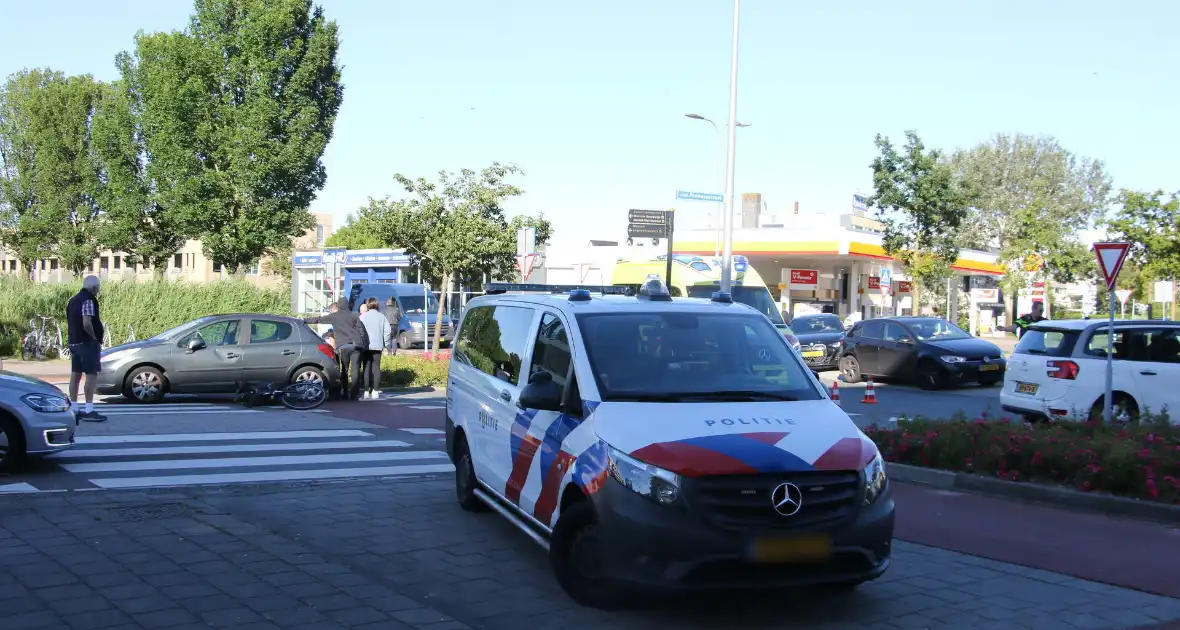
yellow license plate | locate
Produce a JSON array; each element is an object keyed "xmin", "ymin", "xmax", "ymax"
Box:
[
  {"xmin": 1016, "ymin": 382, "xmax": 1038, "ymax": 394},
  {"xmin": 980, "ymin": 364, "xmax": 1001, "ymax": 372},
  {"xmin": 750, "ymin": 535, "xmax": 832, "ymax": 564},
  {"xmin": 802, "ymin": 350, "xmax": 824, "ymax": 358}
]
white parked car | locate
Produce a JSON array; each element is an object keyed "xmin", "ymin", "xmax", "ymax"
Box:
[{"xmin": 1001, "ymin": 319, "xmax": 1180, "ymax": 423}]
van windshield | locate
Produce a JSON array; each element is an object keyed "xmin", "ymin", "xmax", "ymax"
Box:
[
  {"xmin": 575, "ymin": 312, "xmax": 822, "ymax": 403},
  {"xmin": 685, "ymin": 285, "xmax": 785, "ymax": 325},
  {"xmin": 399, "ymin": 294, "xmax": 440, "ymax": 315}
]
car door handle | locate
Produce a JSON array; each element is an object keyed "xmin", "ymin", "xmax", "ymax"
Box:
[
  {"xmin": 499, "ymin": 390, "xmax": 511, "ymax": 402},
  {"xmin": 224, "ymin": 352, "xmax": 240, "ymax": 359},
  {"xmin": 281, "ymin": 350, "xmax": 296, "ymax": 356},
  {"xmin": 1140, "ymin": 370, "xmax": 1157, "ymax": 376}
]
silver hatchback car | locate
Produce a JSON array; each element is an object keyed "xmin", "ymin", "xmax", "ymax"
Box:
[{"xmin": 0, "ymin": 371, "xmax": 76, "ymax": 472}]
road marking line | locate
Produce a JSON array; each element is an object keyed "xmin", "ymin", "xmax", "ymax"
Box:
[
  {"xmin": 96, "ymin": 403, "xmax": 226, "ymax": 409},
  {"xmin": 0, "ymin": 482, "xmax": 40, "ymax": 493},
  {"xmin": 61, "ymin": 450, "xmax": 447, "ymax": 473},
  {"xmin": 47, "ymin": 439, "xmax": 413, "ymax": 459},
  {"xmin": 399, "ymin": 428, "xmax": 444, "ymax": 435},
  {"xmin": 101, "ymin": 410, "xmax": 263, "ymax": 416},
  {"xmin": 75, "ymin": 430, "xmax": 374, "ymax": 444},
  {"xmin": 407, "ymin": 405, "xmax": 444, "ymax": 410},
  {"xmin": 88, "ymin": 463, "xmax": 456, "ymax": 489}
]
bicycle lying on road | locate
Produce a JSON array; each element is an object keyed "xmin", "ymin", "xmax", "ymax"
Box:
[
  {"xmin": 21, "ymin": 315, "xmax": 68, "ymax": 361},
  {"xmin": 233, "ymin": 380, "xmax": 327, "ymax": 411}
]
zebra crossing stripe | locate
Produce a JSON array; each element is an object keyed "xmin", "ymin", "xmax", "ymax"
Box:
[
  {"xmin": 48, "ymin": 439, "xmax": 412, "ymax": 459},
  {"xmin": 61, "ymin": 450, "xmax": 448, "ymax": 473},
  {"xmin": 399, "ymin": 428, "xmax": 445, "ymax": 435},
  {"xmin": 88, "ymin": 464, "xmax": 456, "ymax": 489},
  {"xmin": 0, "ymin": 482, "xmax": 40, "ymax": 493},
  {"xmin": 75, "ymin": 430, "xmax": 373, "ymax": 444}
]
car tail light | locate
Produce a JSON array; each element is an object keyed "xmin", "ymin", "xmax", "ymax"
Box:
[
  {"xmin": 317, "ymin": 343, "xmax": 336, "ymax": 360},
  {"xmin": 1046, "ymin": 360, "xmax": 1078, "ymax": 380}
]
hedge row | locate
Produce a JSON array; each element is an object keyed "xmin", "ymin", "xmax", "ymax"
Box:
[
  {"xmin": 379, "ymin": 352, "xmax": 450, "ymax": 388},
  {"xmin": 0, "ymin": 276, "xmax": 290, "ymax": 356},
  {"xmin": 866, "ymin": 415, "xmax": 1180, "ymax": 504}
]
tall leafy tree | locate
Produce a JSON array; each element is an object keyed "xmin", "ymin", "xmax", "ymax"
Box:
[
  {"xmin": 325, "ymin": 214, "xmax": 387, "ymax": 250},
  {"xmin": 90, "ymin": 72, "xmax": 187, "ymax": 275},
  {"xmin": 119, "ymin": 0, "xmax": 344, "ymax": 272},
  {"xmin": 0, "ymin": 68, "xmax": 59, "ymax": 276},
  {"xmin": 360, "ymin": 163, "xmax": 549, "ymax": 349},
  {"xmin": 1105, "ymin": 189, "xmax": 1180, "ymax": 319},
  {"xmin": 949, "ymin": 133, "xmax": 1111, "ymax": 323},
  {"xmin": 7, "ymin": 72, "xmax": 107, "ymax": 274},
  {"xmin": 867, "ymin": 130, "xmax": 974, "ymax": 312}
]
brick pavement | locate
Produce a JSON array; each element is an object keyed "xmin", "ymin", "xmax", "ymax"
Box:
[{"xmin": 4, "ymin": 477, "xmax": 1179, "ymax": 630}]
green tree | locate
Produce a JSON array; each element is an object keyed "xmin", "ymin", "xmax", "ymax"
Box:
[
  {"xmin": 867, "ymin": 130, "xmax": 974, "ymax": 312},
  {"xmin": 325, "ymin": 214, "xmax": 387, "ymax": 249},
  {"xmin": 11, "ymin": 72, "xmax": 107, "ymax": 274},
  {"xmin": 949, "ymin": 133, "xmax": 1111, "ymax": 324},
  {"xmin": 361, "ymin": 163, "xmax": 547, "ymax": 349},
  {"xmin": 1105, "ymin": 189, "xmax": 1180, "ymax": 319},
  {"xmin": 0, "ymin": 68, "xmax": 59, "ymax": 276},
  {"xmin": 90, "ymin": 73, "xmax": 187, "ymax": 275},
  {"xmin": 119, "ymin": 0, "xmax": 344, "ymax": 272}
]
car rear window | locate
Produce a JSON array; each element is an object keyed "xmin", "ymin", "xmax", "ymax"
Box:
[{"xmin": 1014, "ymin": 328, "xmax": 1078, "ymax": 357}]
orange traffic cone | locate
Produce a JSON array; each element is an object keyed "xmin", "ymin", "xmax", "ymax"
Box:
[
  {"xmin": 862, "ymin": 376, "xmax": 879, "ymax": 404},
  {"xmin": 830, "ymin": 381, "xmax": 841, "ymax": 407}
]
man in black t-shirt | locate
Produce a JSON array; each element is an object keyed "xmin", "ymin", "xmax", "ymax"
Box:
[{"xmin": 66, "ymin": 275, "xmax": 106, "ymax": 422}]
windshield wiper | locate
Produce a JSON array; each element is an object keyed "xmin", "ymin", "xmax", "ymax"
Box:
[{"xmin": 610, "ymin": 391, "xmax": 798, "ymax": 402}]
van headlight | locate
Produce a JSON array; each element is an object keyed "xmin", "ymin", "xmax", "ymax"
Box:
[
  {"xmin": 863, "ymin": 451, "xmax": 887, "ymax": 505},
  {"xmin": 607, "ymin": 447, "xmax": 681, "ymax": 506}
]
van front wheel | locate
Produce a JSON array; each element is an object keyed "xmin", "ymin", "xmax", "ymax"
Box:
[
  {"xmin": 550, "ymin": 501, "xmax": 626, "ymax": 609},
  {"xmin": 396, "ymin": 332, "xmax": 411, "ymax": 350}
]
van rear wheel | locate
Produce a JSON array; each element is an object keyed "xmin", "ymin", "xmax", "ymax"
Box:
[{"xmin": 396, "ymin": 332, "xmax": 411, "ymax": 350}]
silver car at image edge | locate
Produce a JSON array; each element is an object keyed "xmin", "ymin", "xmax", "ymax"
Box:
[{"xmin": 0, "ymin": 371, "xmax": 76, "ymax": 471}]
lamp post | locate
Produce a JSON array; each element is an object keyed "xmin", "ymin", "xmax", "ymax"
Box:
[
  {"xmin": 720, "ymin": 0, "xmax": 742, "ymax": 293},
  {"xmin": 684, "ymin": 114, "xmax": 749, "ymax": 257}
]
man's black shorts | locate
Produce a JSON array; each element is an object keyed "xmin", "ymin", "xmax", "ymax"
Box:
[{"xmin": 69, "ymin": 341, "xmax": 101, "ymax": 375}]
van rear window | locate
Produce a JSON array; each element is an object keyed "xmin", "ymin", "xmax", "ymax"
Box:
[{"xmin": 1014, "ymin": 329, "xmax": 1078, "ymax": 357}]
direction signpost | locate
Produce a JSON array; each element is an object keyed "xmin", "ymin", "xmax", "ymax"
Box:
[
  {"xmin": 879, "ymin": 267, "xmax": 892, "ymax": 310},
  {"xmin": 1093, "ymin": 242, "xmax": 1132, "ymax": 424},
  {"xmin": 627, "ymin": 209, "xmax": 676, "ymax": 286}
]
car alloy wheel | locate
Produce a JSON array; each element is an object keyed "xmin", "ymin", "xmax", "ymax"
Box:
[
  {"xmin": 294, "ymin": 370, "xmax": 324, "ymax": 385},
  {"xmin": 0, "ymin": 425, "xmax": 9, "ymax": 470},
  {"xmin": 131, "ymin": 371, "xmax": 162, "ymax": 400}
]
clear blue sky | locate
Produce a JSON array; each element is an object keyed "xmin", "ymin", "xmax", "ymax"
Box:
[{"xmin": 2, "ymin": 1, "xmax": 1177, "ymax": 243}]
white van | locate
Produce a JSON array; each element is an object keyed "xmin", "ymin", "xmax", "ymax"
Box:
[{"xmin": 444, "ymin": 278, "xmax": 894, "ymax": 608}]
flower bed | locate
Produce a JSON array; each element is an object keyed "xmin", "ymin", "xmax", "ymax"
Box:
[
  {"xmin": 865, "ymin": 415, "xmax": 1180, "ymax": 505},
  {"xmin": 379, "ymin": 352, "xmax": 450, "ymax": 388}
]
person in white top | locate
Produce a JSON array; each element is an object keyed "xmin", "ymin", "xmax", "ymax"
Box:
[{"xmin": 358, "ymin": 297, "xmax": 393, "ymax": 399}]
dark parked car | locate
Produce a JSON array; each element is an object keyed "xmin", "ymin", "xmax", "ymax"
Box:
[
  {"xmin": 96, "ymin": 314, "xmax": 342, "ymax": 403},
  {"xmin": 790, "ymin": 312, "xmax": 846, "ymax": 369},
  {"xmin": 838, "ymin": 317, "xmax": 1006, "ymax": 390}
]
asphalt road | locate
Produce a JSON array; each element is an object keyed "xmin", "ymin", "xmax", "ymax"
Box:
[
  {"xmin": 814, "ymin": 370, "xmax": 1006, "ymax": 427},
  {"xmin": 3, "ymin": 388, "xmax": 1180, "ymax": 629}
]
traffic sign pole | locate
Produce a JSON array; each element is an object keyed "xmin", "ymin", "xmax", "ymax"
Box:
[
  {"xmin": 665, "ymin": 210, "xmax": 675, "ymax": 287},
  {"xmin": 1093, "ymin": 242, "xmax": 1131, "ymax": 425}
]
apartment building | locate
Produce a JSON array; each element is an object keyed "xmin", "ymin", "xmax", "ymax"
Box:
[{"xmin": 0, "ymin": 213, "xmax": 333, "ymax": 286}]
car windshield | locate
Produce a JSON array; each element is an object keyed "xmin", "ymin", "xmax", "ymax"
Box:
[
  {"xmin": 399, "ymin": 294, "xmax": 440, "ymax": 314},
  {"xmin": 575, "ymin": 312, "xmax": 822, "ymax": 403},
  {"xmin": 685, "ymin": 285, "xmax": 785, "ymax": 325},
  {"xmin": 906, "ymin": 319, "xmax": 971, "ymax": 341},
  {"xmin": 151, "ymin": 316, "xmax": 217, "ymax": 341},
  {"xmin": 794, "ymin": 315, "xmax": 843, "ymax": 333}
]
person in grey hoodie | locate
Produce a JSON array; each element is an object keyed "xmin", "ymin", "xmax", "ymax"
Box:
[{"xmin": 359, "ymin": 297, "xmax": 393, "ymax": 399}]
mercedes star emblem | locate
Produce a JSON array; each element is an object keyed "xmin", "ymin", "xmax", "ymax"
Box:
[
  {"xmin": 757, "ymin": 348, "xmax": 771, "ymax": 361},
  {"xmin": 771, "ymin": 482, "xmax": 804, "ymax": 516}
]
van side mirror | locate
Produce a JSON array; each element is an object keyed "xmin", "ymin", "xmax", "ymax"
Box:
[{"xmin": 518, "ymin": 371, "xmax": 562, "ymax": 411}]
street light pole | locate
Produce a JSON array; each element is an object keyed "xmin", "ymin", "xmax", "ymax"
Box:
[
  {"xmin": 720, "ymin": 0, "xmax": 742, "ymax": 293},
  {"xmin": 685, "ymin": 114, "xmax": 749, "ymax": 258}
]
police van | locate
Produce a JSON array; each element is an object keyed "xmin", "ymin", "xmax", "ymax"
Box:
[{"xmin": 444, "ymin": 277, "xmax": 894, "ymax": 608}]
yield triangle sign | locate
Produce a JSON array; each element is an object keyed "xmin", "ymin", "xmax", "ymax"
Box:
[{"xmin": 1093, "ymin": 242, "xmax": 1131, "ymax": 291}]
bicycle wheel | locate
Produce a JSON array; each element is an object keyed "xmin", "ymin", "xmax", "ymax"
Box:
[
  {"xmin": 278, "ymin": 382, "xmax": 327, "ymax": 410},
  {"xmin": 20, "ymin": 334, "xmax": 37, "ymax": 361}
]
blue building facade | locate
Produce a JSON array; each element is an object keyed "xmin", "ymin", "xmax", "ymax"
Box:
[{"xmin": 290, "ymin": 248, "xmax": 413, "ymax": 313}]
